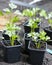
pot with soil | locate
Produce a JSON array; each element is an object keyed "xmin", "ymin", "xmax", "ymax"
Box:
[
  {"xmin": 44, "ymin": 26, "xmax": 52, "ymax": 39},
  {"xmin": 28, "ymin": 31, "xmax": 50, "ymax": 65},
  {"xmin": 44, "ymin": 26, "xmax": 52, "ymax": 45},
  {"xmin": 2, "ymin": 40, "xmax": 22, "ymax": 63},
  {"xmin": 28, "ymin": 40, "xmax": 47, "ymax": 65},
  {"xmin": 22, "ymin": 8, "xmax": 41, "ymax": 33},
  {"xmin": 1, "ymin": 12, "xmax": 23, "ymax": 63},
  {"xmin": 1, "ymin": 25, "xmax": 22, "ymax": 63},
  {"xmin": 44, "ymin": 18, "xmax": 52, "ymax": 45},
  {"xmin": 23, "ymin": 20, "xmax": 40, "ymax": 33}
]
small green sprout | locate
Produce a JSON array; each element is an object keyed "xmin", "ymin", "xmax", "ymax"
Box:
[
  {"xmin": 22, "ymin": 9, "xmax": 33, "ymax": 17},
  {"xmin": 32, "ymin": 7, "xmax": 40, "ymax": 17},
  {"xmin": 27, "ymin": 18, "xmax": 40, "ymax": 32},
  {"xmin": 5, "ymin": 22, "xmax": 21, "ymax": 46},
  {"xmin": 39, "ymin": 31, "xmax": 50, "ymax": 41},
  {"xmin": 10, "ymin": 16, "xmax": 20, "ymax": 23},
  {"xmin": 39, "ymin": 9, "xmax": 47, "ymax": 18},
  {"xmin": 3, "ymin": 3, "xmax": 17, "ymax": 13},
  {"xmin": 28, "ymin": 31, "xmax": 50, "ymax": 49}
]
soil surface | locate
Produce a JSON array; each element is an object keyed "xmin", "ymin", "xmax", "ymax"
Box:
[{"xmin": 0, "ymin": 0, "xmax": 52, "ymax": 65}]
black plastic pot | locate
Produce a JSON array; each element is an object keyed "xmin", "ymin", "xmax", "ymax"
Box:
[
  {"xmin": 44, "ymin": 27, "xmax": 52, "ymax": 39},
  {"xmin": 20, "ymin": 33, "xmax": 31, "ymax": 64},
  {"xmin": 24, "ymin": 33, "xmax": 31, "ymax": 51},
  {"xmin": 2, "ymin": 30, "xmax": 10, "ymax": 40},
  {"xmin": 44, "ymin": 27, "xmax": 52, "ymax": 45},
  {"xmin": 23, "ymin": 22, "xmax": 40, "ymax": 33},
  {"xmin": 2, "ymin": 40, "xmax": 22, "ymax": 63},
  {"xmin": 28, "ymin": 41, "xmax": 47, "ymax": 65}
]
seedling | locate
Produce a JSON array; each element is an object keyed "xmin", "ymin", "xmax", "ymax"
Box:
[
  {"xmin": 47, "ymin": 12, "xmax": 52, "ymax": 28},
  {"xmin": 3, "ymin": 3, "xmax": 17, "ymax": 14},
  {"xmin": 28, "ymin": 31, "xmax": 50, "ymax": 49},
  {"xmin": 23, "ymin": 8, "xmax": 41, "ymax": 32},
  {"xmin": 4, "ymin": 15, "xmax": 21, "ymax": 46},
  {"xmin": 22, "ymin": 7, "xmax": 41, "ymax": 18},
  {"xmin": 22, "ymin": 9, "xmax": 33, "ymax": 18},
  {"xmin": 27, "ymin": 18, "xmax": 41, "ymax": 32},
  {"xmin": 3, "ymin": 2, "xmax": 21, "ymax": 26},
  {"xmin": 39, "ymin": 9, "xmax": 47, "ymax": 18},
  {"xmin": 32, "ymin": 7, "xmax": 40, "ymax": 17},
  {"xmin": 39, "ymin": 31, "xmax": 50, "ymax": 41}
]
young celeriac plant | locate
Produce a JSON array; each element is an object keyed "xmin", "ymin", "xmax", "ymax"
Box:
[
  {"xmin": 27, "ymin": 32, "xmax": 40, "ymax": 48},
  {"xmin": 28, "ymin": 31, "xmax": 50, "ymax": 49},
  {"xmin": 4, "ymin": 16, "xmax": 21, "ymax": 46},
  {"xmin": 36, "ymin": 31, "xmax": 50, "ymax": 48},
  {"xmin": 28, "ymin": 18, "xmax": 41, "ymax": 32},
  {"xmin": 47, "ymin": 12, "xmax": 52, "ymax": 28},
  {"xmin": 3, "ymin": 2, "xmax": 22, "ymax": 23},
  {"xmin": 22, "ymin": 8, "xmax": 40, "ymax": 18},
  {"xmin": 39, "ymin": 9, "xmax": 47, "ymax": 19},
  {"xmin": 3, "ymin": 2, "xmax": 22, "ymax": 15},
  {"xmin": 22, "ymin": 8, "xmax": 41, "ymax": 33},
  {"xmin": 3, "ymin": 3, "xmax": 17, "ymax": 14},
  {"xmin": 32, "ymin": 7, "xmax": 40, "ymax": 17},
  {"xmin": 39, "ymin": 30, "xmax": 50, "ymax": 41},
  {"xmin": 22, "ymin": 9, "xmax": 33, "ymax": 18}
]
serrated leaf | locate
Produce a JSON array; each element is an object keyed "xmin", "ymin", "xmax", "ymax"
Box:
[
  {"xmin": 22, "ymin": 9, "xmax": 33, "ymax": 17},
  {"xmin": 46, "ymin": 36, "xmax": 50, "ymax": 41}
]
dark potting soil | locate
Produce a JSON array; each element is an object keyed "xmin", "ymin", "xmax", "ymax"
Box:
[
  {"xmin": 30, "ymin": 41, "xmax": 46, "ymax": 50},
  {"xmin": 2, "ymin": 40, "xmax": 21, "ymax": 46}
]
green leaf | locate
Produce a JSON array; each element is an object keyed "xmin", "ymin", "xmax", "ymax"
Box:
[
  {"xmin": 45, "ymin": 36, "xmax": 50, "ymax": 41},
  {"xmin": 32, "ymin": 22, "xmax": 38, "ymax": 29},
  {"xmin": 9, "ymin": 3, "xmax": 17, "ymax": 9},
  {"xmin": 28, "ymin": 19, "xmax": 38, "ymax": 29},
  {"xmin": 35, "ymin": 18, "xmax": 41, "ymax": 23},
  {"xmin": 22, "ymin": 9, "xmax": 33, "ymax": 17},
  {"xmin": 40, "ymin": 31, "xmax": 46, "ymax": 36},
  {"xmin": 32, "ymin": 7, "xmax": 40, "ymax": 16},
  {"xmin": 48, "ymin": 19, "xmax": 52, "ymax": 24},
  {"xmin": 0, "ymin": 11, "xmax": 3, "ymax": 16},
  {"xmin": 40, "ymin": 9, "xmax": 47, "ymax": 18},
  {"xmin": 10, "ymin": 16, "xmax": 20, "ymax": 23},
  {"xmin": 39, "ymin": 31, "xmax": 50, "ymax": 41}
]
